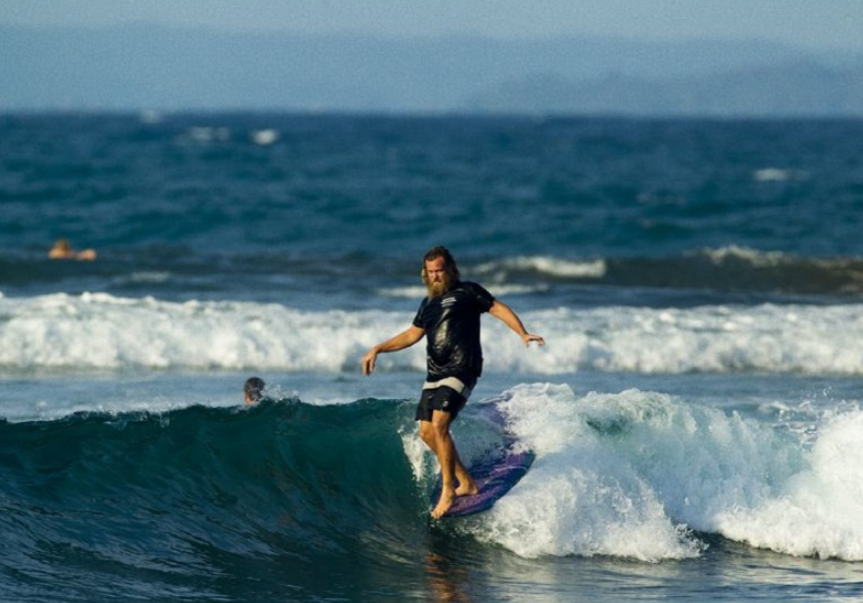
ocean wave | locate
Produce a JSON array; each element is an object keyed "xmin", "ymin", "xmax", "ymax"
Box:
[
  {"xmin": 0, "ymin": 399, "xmax": 434, "ymax": 597},
  {"xmin": 490, "ymin": 384, "xmax": 863, "ymax": 561},
  {"xmin": 4, "ymin": 247, "xmax": 863, "ymax": 320},
  {"xmin": 3, "ymin": 389, "xmax": 859, "ymax": 565},
  {"xmin": 474, "ymin": 256, "xmax": 608, "ymax": 279},
  {"xmin": 714, "ymin": 409, "xmax": 863, "ymax": 559},
  {"xmin": 3, "ymin": 292, "xmax": 863, "ymax": 376},
  {"xmin": 6, "ymin": 247, "xmax": 863, "ymax": 305},
  {"xmin": 752, "ymin": 167, "xmax": 810, "ymax": 182},
  {"xmin": 470, "ymin": 248, "xmax": 863, "ymax": 296}
]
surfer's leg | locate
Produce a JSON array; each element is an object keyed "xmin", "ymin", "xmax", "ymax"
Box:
[
  {"xmin": 453, "ymin": 453, "xmax": 478, "ymax": 498},
  {"xmin": 417, "ymin": 387, "xmax": 478, "ymax": 517},
  {"xmin": 420, "ymin": 418, "xmax": 477, "ymax": 499},
  {"xmin": 426, "ymin": 411, "xmax": 457, "ymax": 518},
  {"xmin": 418, "ymin": 419, "xmax": 440, "ymax": 456}
]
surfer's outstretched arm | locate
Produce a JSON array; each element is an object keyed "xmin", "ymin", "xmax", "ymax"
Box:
[
  {"xmin": 488, "ymin": 300, "xmax": 545, "ymax": 347},
  {"xmin": 362, "ymin": 325, "xmax": 425, "ymax": 375}
]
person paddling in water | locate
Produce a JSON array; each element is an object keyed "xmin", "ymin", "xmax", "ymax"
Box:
[
  {"xmin": 362, "ymin": 246, "xmax": 544, "ymax": 518},
  {"xmin": 243, "ymin": 376, "xmax": 266, "ymax": 405}
]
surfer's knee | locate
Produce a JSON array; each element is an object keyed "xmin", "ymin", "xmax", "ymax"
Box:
[
  {"xmin": 418, "ymin": 420, "xmax": 435, "ymax": 446},
  {"xmin": 430, "ymin": 410, "xmax": 452, "ymax": 434}
]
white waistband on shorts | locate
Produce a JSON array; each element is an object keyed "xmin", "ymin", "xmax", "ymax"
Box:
[{"xmin": 422, "ymin": 377, "xmax": 472, "ymax": 399}]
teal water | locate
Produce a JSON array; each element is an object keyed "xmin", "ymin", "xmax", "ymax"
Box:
[
  {"xmin": 3, "ymin": 379, "xmax": 863, "ymax": 602},
  {"xmin": 2, "ymin": 114, "xmax": 863, "ymax": 601}
]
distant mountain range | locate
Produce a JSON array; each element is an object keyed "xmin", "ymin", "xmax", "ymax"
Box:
[
  {"xmin": 2, "ymin": 24, "xmax": 861, "ymax": 116},
  {"xmin": 466, "ymin": 61, "xmax": 863, "ymax": 116}
]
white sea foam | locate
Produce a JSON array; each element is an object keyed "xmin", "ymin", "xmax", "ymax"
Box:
[
  {"xmin": 3, "ymin": 292, "xmax": 863, "ymax": 376},
  {"xmin": 700, "ymin": 245, "xmax": 789, "ymax": 266},
  {"xmin": 715, "ymin": 410, "xmax": 863, "ymax": 559},
  {"xmin": 469, "ymin": 385, "xmax": 704, "ymax": 561},
  {"xmin": 473, "ymin": 384, "xmax": 863, "ymax": 561},
  {"xmin": 251, "ymin": 129, "xmax": 279, "ymax": 145},
  {"xmin": 179, "ymin": 126, "xmax": 231, "ymax": 144},
  {"xmin": 475, "ymin": 256, "xmax": 607, "ymax": 279},
  {"xmin": 0, "ymin": 293, "xmax": 405, "ymax": 372},
  {"xmin": 753, "ymin": 167, "xmax": 809, "ymax": 182}
]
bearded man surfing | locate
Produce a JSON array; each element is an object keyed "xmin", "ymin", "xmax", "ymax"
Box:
[{"xmin": 361, "ymin": 246, "xmax": 545, "ymax": 518}]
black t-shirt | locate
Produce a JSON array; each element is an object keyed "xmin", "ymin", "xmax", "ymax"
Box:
[{"xmin": 412, "ymin": 281, "xmax": 495, "ymax": 385}]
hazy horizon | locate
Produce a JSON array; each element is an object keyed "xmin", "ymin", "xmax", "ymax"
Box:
[
  {"xmin": 3, "ymin": 0, "xmax": 863, "ymax": 52},
  {"xmin": 3, "ymin": 3, "xmax": 862, "ymax": 115}
]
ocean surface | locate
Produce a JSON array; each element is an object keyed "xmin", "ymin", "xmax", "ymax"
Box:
[{"xmin": 2, "ymin": 112, "xmax": 863, "ymax": 602}]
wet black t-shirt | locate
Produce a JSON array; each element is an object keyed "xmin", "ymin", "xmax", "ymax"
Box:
[{"xmin": 412, "ymin": 281, "xmax": 495, "ymax": 385}]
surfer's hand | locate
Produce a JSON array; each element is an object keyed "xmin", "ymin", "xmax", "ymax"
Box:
[
  {"xmin": 361, "ymin": 348, "xmax": 378, "ymax": 375},
  {"xmin": 522, "ymin": 333, "xmax": 545, "ymax": 347}
]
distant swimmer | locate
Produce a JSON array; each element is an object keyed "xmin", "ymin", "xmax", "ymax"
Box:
[
  {"xmin": 361, "ymin": 246, "xmax": 544, "ymax": 519},
  {"xmin": 49, "ymin": 239, "xmax": 97, "ymax": 261},
  {"xmin": 244, "ymin": 376, "xmax": 266, "ymax": 405}
]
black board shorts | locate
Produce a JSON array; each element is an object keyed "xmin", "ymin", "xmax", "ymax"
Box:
[{"xmin": 415, "ymin": 386, "xmax": 467, "ymax": 422}]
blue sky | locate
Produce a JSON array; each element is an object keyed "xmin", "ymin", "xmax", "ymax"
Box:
[{"xmin": 3, "ymin": 0, "xmax": 863, "ymax": 52}]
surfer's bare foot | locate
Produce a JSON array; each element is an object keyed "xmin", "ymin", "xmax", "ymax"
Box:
[
  {"xmin": 431, "ymin": 488, "xmax": 456, "ymax": 519},
  {"xmin": 454, "ymin": 481, "xmax": 478, "ymax": 497}
]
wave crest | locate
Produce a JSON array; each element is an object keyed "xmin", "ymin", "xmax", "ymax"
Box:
[{"xmin": 4, "ymin": 292, "xmax": 863, "ymax": 376}]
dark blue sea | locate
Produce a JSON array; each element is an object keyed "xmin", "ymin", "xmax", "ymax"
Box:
[{"xmin": 2, "ymin": 113, "xmax": 863, "ymax": 602}]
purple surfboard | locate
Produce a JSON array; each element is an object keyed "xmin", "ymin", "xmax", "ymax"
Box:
[{"xmin": 431, "ymin": 450, "xmax": 535, "ymax": 518}]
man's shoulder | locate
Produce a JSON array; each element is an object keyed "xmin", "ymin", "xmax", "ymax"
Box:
[
  {"xmin": 457, "ymin": 280, "xmax": 493, "ymax": 297},
  {"xmin": 452, "ymin": 281, "xmax": 495, "ymax": 310}
]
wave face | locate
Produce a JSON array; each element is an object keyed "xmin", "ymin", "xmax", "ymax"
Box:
[
  {"xmin": 0, "ymin": 399, "xmax": 433, "ymax": 601},
  {"xmin": 3, "ymin": 291, "xmax": 863, "ymax": 375},
  {"xmin": 3, "ymin": 387, "xmax": 862, "ymax": 603}
]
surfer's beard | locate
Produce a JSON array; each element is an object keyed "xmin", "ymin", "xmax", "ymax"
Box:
[{"xmin": 426, "ymin": 272, "xmax": 455, "ymax": 298}]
